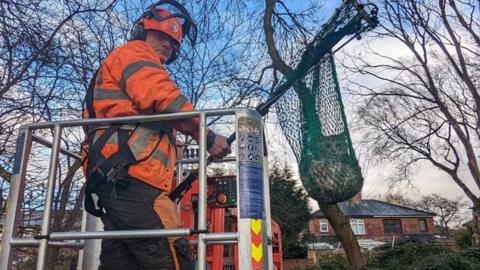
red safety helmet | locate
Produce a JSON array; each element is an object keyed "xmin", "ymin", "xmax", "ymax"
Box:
[
  {"xmin": 130, "ymin": 0, "xmax": 197, "ymax": 64},
  {"xmin": 142, "ymin": 8, "xmax": 183, "ymax": 46}
]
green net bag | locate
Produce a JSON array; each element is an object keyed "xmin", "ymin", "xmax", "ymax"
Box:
[{"xmin": 276, "ymin": 53, "xmax": 363, "ymax": 204}]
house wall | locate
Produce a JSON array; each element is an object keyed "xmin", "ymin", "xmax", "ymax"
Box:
[
  {"xmin": 400, "ymin": 217, "xmax": 434, "ymax": 234},
  {"xmin": 364, "ymin": 218, "xmax": 383, "ymax": 239},
  {"xmin": 283, "ymin": 259, "xmax": 315, "ymax": 270},
  {"xmin": 309, "ymin": 218, "xmax": 322, "ymax": 235},
  {"xmin": 309, "ymin": 216, "xmax": 435, "ymax": 240}
]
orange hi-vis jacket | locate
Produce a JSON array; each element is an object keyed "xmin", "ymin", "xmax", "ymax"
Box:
[{"xmin": 84, "ymin": 40, "xmax": 205, "ymax": 192}]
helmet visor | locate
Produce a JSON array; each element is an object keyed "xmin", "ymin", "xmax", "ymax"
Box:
[{"xmin": 148, "ymin": 1, "xmax": 197, "ymax": 46}]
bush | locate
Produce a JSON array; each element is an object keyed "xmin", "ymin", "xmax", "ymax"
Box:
[
  {"xmin": 288, "ymin": 245, "xmax": 480, "ymax": 270},
  {"xmin": 290, "ymin": 254, "xmax": 350, "ymax": 270},
  {"xmin": 367, "ymin": 244, "xmax": 443, "ymax": 269},
  {"xmin": 316, "ymin": 255, "xmax": 350, "ymax": 270},
  {"xmin": 283, "ymin": 241, "xmax": 308, "ymax": 259},
  {"xmin": 460, "ymin": 248, "xmax": 480, "ymax": 263},
  {"xmin": 368, "ymin": 244, "xmax": 480, "ymax": 270},
  {"xmin": 412, "ymin": 252, "xmax": 478, "ymax": 270},
  {"xmin": 453, "ymin": 225, "xmax": 474, "ymax": 249}
]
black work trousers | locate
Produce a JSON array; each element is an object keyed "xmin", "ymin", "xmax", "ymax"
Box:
[{"xmin": 95, "ymin": 178, "xmax": 192, "ymax": 270}]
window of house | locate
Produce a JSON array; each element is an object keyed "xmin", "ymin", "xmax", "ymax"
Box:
[
  {"xmin": 418, "ymin": 219, "xmax": 428, "ymax": 232},
  {"xmin": 320, "ymin": 219, "xmax": 329, "ymax": 232},
  {"xmin": 350, "ymin": 219, "xmax": 365, "ymax": 235},
  {"xmin": 383, "ymin": 219, "xmax": 402, "ymax": 234}
]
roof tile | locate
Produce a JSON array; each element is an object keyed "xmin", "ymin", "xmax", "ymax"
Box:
[{"xmin": 313, "ymin": 199, "xmax": 435, "ymax": 218}]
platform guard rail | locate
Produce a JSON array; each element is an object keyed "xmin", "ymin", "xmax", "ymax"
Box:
[{"xmin": 0, "ymin": 108, "xmax": 273, "ymax": 270}]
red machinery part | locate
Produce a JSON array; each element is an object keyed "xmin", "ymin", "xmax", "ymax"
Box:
[
  {"xmin": 178, "ymin": 175, "xmax": 283, "ymax": 269},
  {"xmin": 217, "ymin": 193, "xmax": 228, "ymax": 204}
]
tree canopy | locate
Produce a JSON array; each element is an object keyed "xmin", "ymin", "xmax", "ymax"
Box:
[{"xmin": 269, "ymin": 161, "xmax": 311, "ymax": 258}]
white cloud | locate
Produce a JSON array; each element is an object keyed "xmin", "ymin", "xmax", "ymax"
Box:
[{"xmin": 333, "ymin": 34, "xmax": 477, "ymax": 208}]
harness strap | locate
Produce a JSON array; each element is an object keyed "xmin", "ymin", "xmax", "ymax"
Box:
[
  {"xmin": 84, "ymin": 187, "xmax": 104, "ymax": 217},
  {"xmin": 84, "ymin": 124, "xmax": 168, "ymax": 216},
  {"xmin": 83, "ymin": 67, "xmax": 176, "ymax": 216},
  {"xmin": 83, "ymin": 68, "xmax": 100, "ymax": 135},
  {"xmin": 94, "ymin": 128, "xmax": 136, "ymax": 182},
  {"xmin": 85, "ymin": 125, "xmax": 123, "ymax": 217},
  {"xmin": 87, "ymin": 125, "xmax": 122, "ymax": 175}
]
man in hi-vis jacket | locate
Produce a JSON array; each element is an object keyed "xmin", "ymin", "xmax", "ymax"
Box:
[{"xmin": 82, "ymin": 1, "xmax": 231, "ymax": 269}]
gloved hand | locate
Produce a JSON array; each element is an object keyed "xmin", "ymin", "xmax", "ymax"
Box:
[{"xmin": 207, "ymin": 132, "xmax": 231, "ymax": 160}]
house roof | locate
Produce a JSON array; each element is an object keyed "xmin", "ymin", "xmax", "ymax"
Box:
[{"xmin": 312, "ymin": 199, "xmax": 436, "ymax": 218}]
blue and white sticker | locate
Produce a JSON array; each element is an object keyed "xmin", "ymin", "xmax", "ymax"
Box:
[
  {"xmin": 237, "ymin": 116, "xmax": 264, "ymax": 219},
  {"xmin": 239, "ymin": 162, "xmax": 264, "ymax": 218}
]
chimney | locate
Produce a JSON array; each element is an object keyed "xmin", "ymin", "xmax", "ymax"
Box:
[{"xmin": 351, "ymin": 192, "xmax": 362, "ymax": 204}]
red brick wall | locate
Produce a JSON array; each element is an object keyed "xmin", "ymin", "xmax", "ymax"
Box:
[
  {"xmin": 309, "ymin": 217, "xmax": 435, "ymax": 240},
  {"xmin": 363, "ymin": 218, "xmax": 383, "ymax": 239},
  {"xmin": 309, "ymin": 218, "xmax": 334, "ymax": 235},
  {"xmin": 283, "ymin": 259, "xmax": 315, "ymax": 269},
  {"xmin": 309, "ymin": 219, "xmax": 321, "ymax": 234},
  {"xmin": 402, "ymin": 217, "xmax": 421, "ymax": 233}
]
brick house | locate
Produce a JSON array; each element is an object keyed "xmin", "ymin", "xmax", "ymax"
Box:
[{"xmin": 308, "ymin": 195, "xmax": 436, "ymax": 250}]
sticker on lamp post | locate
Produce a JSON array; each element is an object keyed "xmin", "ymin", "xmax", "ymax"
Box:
[{"xmin": 238, "ymin": 117, "xmax": 264, "ymax": 219}]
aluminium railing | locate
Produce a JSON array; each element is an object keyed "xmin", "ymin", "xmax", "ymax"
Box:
[{"xmin": 0, "ymin": 108, "xmax": 273, "ymax": 270}]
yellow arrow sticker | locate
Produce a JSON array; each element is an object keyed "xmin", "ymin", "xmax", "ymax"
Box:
[
  {"xmin": 251, "ymin": 243, "xmax": 263, "ymax": 262},
  {"xmin": 251, "ymin": 219, "xmax": 262, "ymax": 235}
]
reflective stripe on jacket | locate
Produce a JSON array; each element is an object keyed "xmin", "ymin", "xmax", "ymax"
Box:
[{"xmin": 83, "ymin": 40, "xmax": 203, "ymax": 192}]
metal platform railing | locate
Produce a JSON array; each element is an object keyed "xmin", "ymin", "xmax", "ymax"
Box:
[{"xmin": 0, "ymin": 108, "xmax": 273, "ymax": 270}]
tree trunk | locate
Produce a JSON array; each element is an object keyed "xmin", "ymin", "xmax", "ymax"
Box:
[
  {"xmin": 262, "ymin": 0, "xmax": 366, "ymax": 266},
  {"xmin": 472, "ymin": 200, "xmax": 480, "ymax": 247},
  {"xmin": 319, "ymin": 203, "xmax": 365, "ymax": 269}
]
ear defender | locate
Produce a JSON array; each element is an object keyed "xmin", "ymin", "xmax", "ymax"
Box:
[{"xmin": 130, "ymin": 23, "xmax": 145, "ymax": 41}]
